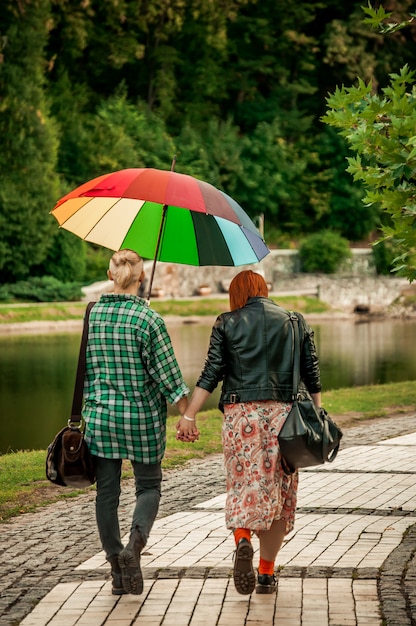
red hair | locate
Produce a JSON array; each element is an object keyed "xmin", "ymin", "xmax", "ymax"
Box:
[{"xmin": 229, "ymin": 270, "xmax": 268, "ymax": 311}]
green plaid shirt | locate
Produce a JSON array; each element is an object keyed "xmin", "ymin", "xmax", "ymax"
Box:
[{"xmin": 83, "ymin": 294, "xmax": 189, "ymax": 463}]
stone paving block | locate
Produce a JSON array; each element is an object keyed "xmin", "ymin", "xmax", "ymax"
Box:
[
  {"xmin": 193, "ymin": 494, "xmax": 226, "ymax": 509},
  {"xmin": 378, "ymin": 432, "xmax": 416, "ymax": 446},
  {"xmin": 299, "ymin": 471, "xmax": 416, "ymax": 511},
  {"xmin": 47, "ymin": 609, "xmax": 80, "ymax": 625},
  {"xmin": 312, "ymin": 444, "xmax": 416, "ymax": 474},
  {"xmin": 76, "ymin": 613, "xmax": 116, "ymax": 625},
  {"xmin": 281, "ymin": 514, "xmax": 416, "ymax": 569},
  {"xmin": 109, "ymin": 598, "xmax": 143, "ymax": 620},
  {"xmin": 14, "ymin": 614, "xmax": 48, "ymax": 626}
]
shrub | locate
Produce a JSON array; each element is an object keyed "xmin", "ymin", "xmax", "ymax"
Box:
[
  {"xmin": 9, "ymin": 276, "xmax": 83, "ymax": 302},
  {"xmin": 0, "ymin": 284, "xmax": 11, "ymax": 302},
  {"xmin": 299, "ymin": 231, "xmax": 351, "ymax": 274}
]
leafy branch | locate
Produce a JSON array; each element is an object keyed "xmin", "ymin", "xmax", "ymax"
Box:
[
  {"xmin": 362, "ymin": 3, "xmax": 416, "ymax": 34},
  {"xmin": 323, "ymin": 6, "xmax": 416, "ymax": 282}
]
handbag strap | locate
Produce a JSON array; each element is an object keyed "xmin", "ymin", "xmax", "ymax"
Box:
[
  {"xmin": 289, "ymin": 312, "xmax": 301, "ymax": 399},
  {"xmin": 70, "ymin": 302, "xmax": 95, "ymax": 424}
]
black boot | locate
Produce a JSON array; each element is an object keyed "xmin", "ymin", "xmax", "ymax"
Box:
[
  {"xmin": 256, "ymin": 572, "xmax": 277, "ymax": 594},
  {"xmin": 118, "ymin": 526, "xmax": 146, "ymax": 595},
  {"xmin": 108, "ymin": 556, "xmax": 126, "ymax": 595}
]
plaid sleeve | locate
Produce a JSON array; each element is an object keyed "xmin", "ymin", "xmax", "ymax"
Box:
[{"xmin": 141, "ymin": 315, "xmax": 189, "ymax": 404}]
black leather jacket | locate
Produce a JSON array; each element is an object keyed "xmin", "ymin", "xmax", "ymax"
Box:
[{"xmin": 196, "ymin": 296, "xmax": 321, "ymax": 410}]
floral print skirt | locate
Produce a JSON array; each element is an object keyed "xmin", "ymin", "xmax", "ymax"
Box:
[{"xmin": 223, "ymin": 400, "xmax": 298, "ymax": 533}]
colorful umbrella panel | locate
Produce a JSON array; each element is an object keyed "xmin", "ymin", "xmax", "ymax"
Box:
[{"xmin": 51, "ymin": 168, "xmax": 269, "ymax": 267}]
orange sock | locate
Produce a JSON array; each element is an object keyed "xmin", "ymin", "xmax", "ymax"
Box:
[
  {"xmin": 258, "ymin": 557, "xmax": 275, "ymax": 575},
  {"xmin": 233, "ymin": 528, "xmax": 251, "ymax": 546}
]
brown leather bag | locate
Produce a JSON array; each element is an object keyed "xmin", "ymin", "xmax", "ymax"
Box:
[
  {"xmin": 46, "ymin": 423, "xmax": 95, "ymax": 488},
  {"xmin": 46, "ymin": 303, "xmax": 96, "ymax": 488}
]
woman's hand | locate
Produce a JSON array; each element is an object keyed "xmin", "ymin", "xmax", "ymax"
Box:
[{"xmin": 175, "ymin": 414, "xmax": 200, "ymax": 442}]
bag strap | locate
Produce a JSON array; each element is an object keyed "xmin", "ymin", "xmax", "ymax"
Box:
[
  {"xmin": 70, "ymin": 302, "xmax": 95, "ymax": 424},
  {"xmin": 288, "ymin": 312, "xmax": 301, "ymax": 399},
  {"xmin": 289, "ymin": 313, "xmax": 340, "ymax": 463}
]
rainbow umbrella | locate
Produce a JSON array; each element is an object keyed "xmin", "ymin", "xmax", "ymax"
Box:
[{"xmin": 51, "ymin": 167, "xmax": 269, "ymax": 298}]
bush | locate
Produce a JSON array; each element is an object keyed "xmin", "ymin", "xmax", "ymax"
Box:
[
  {"xmin": 0, "ymin": 284, "xmax": 11, "ymax": 302},
  {"xmin": 9, "ymin": 276, "xmax": 83, "ymax": 302},
  {"xmin": 299, "ymin": 231, "xmax": 351, "ymax": 274}
]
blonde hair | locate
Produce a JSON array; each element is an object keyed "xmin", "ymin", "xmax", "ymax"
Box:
[
  {"xmin": 109, "ymin": 249, "xmax": 144, "ymax": 289},
  {"xmin": 229, "ymin": 270, "xmax": 268, "ymax": 311}
]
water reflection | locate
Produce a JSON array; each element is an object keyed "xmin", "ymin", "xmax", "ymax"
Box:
[
  {"xmin": 314, "ymin": 319, "xmax": 416, "ymax": 388},
  {"xmin": 0, "ymin": 319, "xmax": 415, "ymax": 454}
]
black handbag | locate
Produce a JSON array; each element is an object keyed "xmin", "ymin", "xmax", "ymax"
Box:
[
  {"xmin": 46, "ymin": 302, "xmax": 96, "ymax": 488},
  {"xmin": 278, "ymin": 312, "xmax": 343, "ymax": 472}
]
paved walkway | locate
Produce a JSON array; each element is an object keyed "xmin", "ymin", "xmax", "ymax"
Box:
[{"xmin": 1, "ymin": 415, "xmax": 416, "ymax": 626}]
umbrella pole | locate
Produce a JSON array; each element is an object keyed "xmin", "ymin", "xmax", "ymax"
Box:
[
  {"xmin": 146, "ymin": 203, "xmax": 168, "ymax": 303},
  {"xmin": 145, "ymin": 160, "xmax": 175, "ymax": 303}
]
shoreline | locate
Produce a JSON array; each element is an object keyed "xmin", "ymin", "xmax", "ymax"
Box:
[
  {"xmin": 0, "ymin": 311, "xmax": 360, "ymax": 336},
  {"xmin": 0, "ymin": 309, "xmax": 415, "ymax": 336}
]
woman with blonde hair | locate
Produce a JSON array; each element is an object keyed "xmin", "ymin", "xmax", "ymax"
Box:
[
  {"xmin": 83, "ymin": 249, "xmax": 189, "ymax": 596},
  {"xmin": 177, "ymin": 269, "xmax": 321, "ymax": 595}
]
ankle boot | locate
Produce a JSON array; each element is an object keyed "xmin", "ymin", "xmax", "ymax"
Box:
[
  {"xmin": 108, "ymin": 556, "xmax": 126, "ymax": 595},
  {"xmin": 118, "ymin": 526, "xmax": 146, "ymax": 595}
]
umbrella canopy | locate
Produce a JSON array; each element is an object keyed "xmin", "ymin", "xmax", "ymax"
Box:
[{"xmin": 51, "ymin": 167, "xmax": 270, "ymax": 297}]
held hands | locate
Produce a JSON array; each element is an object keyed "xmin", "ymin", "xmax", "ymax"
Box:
[{"xmin": 175, "ymin": 414, "xmax": 200, "ymax": 443}]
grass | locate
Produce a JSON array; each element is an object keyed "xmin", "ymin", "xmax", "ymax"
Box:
[
  {"xmin": 0, "ymin": 295, "xmax": 329, "ymax": 324},
  {"xmin": 323, "ymin": 381, "xmax": 416, "ymax": 419},
  {"xmin": 0, "ymin": 302, "xmax": 87, "ymax": 324},
  {"xmin": 1, "ymin": 380, "xmax": 415, "ymax": 523}
]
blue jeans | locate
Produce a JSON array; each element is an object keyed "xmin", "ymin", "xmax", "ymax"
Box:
[{"xmin": 94, "ymin": 456, "xmax": 162, "ymax": 560}]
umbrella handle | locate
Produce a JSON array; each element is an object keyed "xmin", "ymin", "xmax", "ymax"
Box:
[{"xmin": 146, "ymin": 204, "xmax": 168, "ymax": 302}]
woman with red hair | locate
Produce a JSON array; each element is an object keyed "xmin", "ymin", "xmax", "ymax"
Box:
[{"xmin": 177, "ymin": 270, "xmax": 321, "ymax": 595}]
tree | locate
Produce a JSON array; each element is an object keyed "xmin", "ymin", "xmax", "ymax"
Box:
[
  {"xmin": 315, "ymin": 128, "xmax": 378, "ymax": 240},
  {"xmin": 0, "ymin": 0, "xmax": 60, "ymax": 282},
  {"xmin": 55, "ymin": 92, "xmax": 177, "ymax": 187},
  {"xmin": 322, "ymin": 4, "xmax": 416, "ymax": 281}
]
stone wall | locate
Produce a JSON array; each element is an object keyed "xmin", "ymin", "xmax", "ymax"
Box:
[
  {"xmin": 270, "ymin": 274, "xmax": 409, "ymax": 312},
  {"xmin": 82, "ymin": 249, "xmax": 410, "ymax": 312}
]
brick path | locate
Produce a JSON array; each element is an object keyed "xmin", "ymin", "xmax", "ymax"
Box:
[{"xmin": 1, "ymin": 414, "xmax": 416, "ymax": 626}]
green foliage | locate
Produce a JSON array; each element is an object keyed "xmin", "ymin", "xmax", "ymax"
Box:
[
  {"xmin": 84, "ymin": 245, "xmax": 113, "ymax": 283},
  {"xmin": 314, "ymin": 128, "xmax": 379, "ymax": 240},
  {"xmin": 53, "ymin": 92, "xmax": 177, "ymax": 186},
  {"xmin": 0, "ymin": 285, "xmax": 11, "ymax": 303},
  {"xmin": 34, "ymin": 230, "xmax": 86, "ymax": 283},
  {"xmin": 362, "ymin": 4, "xmax": 416, "ymax": 35},
  {"xmin": 0, "ymin": 0, "xmax": 61, "ymax": 283},
  {"xmin": 323, "ymin": 64, "xmax": 416, "ymax": 281},
  {"xmin": 264, "ymin": 227, "xmax": 295, "ymax": 249},
  {"xmin": 81, "ymin": 94, "xmax": 177, "ymax": 176},
  {"xmin": 372, "ymin": 239, "xmax": 401, "ymax": 276},
  {"xmin": 235, "ymin": 118, "xmax": 312, "ymax": 227},
  {"xmin": 9, "ymin": 276, "xmax": 82, "ymax": 302},
  {"xmin": 299, "ymin": 230, "xmax": 351, "ymax": 273},
  {"xmin": 1, "ymin": 0, "xmax": 416, "ymax": 285}
]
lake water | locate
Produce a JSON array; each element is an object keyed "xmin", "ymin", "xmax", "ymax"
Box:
[{"xmin": 0, "ymin": 318, "xmax": 415, "ymax": 454}]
